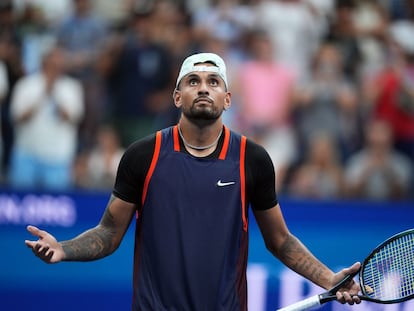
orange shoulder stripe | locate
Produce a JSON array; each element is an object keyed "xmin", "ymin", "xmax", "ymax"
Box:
[
  {"xmin": 141, "ymin": 130, "xmax": 162, "ymax": 207},
  {"xmin": 240, "ymin": 135, "xmax": 248, "ymax": 231},
  {"xmin": 218, "ymin": 126, "xmax": 230, "ymax": 160},
  {"xmin": 173, "ymin": 125, "xmax": 180, "ymax": 152}
]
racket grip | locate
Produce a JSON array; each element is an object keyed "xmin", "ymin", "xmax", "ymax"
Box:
[{"xmin": 276, "ymin": 295, "xmax": 321, "ymax": 311}]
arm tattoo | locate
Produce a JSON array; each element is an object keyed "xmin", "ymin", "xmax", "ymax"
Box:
[
  {"xmin": 61, "ymin": 207, "xmax": 117, "ymax": 261},
  {"xmin": 279, "ymin": 233, "xmax": 327, "ymax": 285}
]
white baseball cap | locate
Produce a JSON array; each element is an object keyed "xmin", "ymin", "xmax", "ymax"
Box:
[{"xmin": 176, "ymin": 53, "xmax": 228, "ymax": 89}]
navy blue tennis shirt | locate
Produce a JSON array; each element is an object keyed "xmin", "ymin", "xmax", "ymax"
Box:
[{"xmin": 113, "ymin": 125, "xmax": 278, "ymax": 310}]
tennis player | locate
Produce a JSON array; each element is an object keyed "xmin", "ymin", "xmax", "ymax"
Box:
[{"xmin": 25, "ymin": 53, "xmax": 361, "ymax": 310}]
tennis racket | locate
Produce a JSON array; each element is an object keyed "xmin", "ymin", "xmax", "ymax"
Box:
[{"xmin": 277, "ymin": 228, "xmax": 414, "ymax": 311}]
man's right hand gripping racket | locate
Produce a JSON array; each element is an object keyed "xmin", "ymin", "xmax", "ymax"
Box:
[{"xmin": 277, "ymin": 228, "xmax": 414, "ymax": 311}]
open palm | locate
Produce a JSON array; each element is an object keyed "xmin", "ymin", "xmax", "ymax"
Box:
[{"xmin": 25, "ymin": 225, "xmax": 65, "ymax": 263}]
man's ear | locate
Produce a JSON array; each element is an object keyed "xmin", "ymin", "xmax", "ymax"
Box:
[
  {"xmin": 173, "ymin": 89, "xmax": 181, "ymax": 108},
  {"xmin": 224, "ymin": 92, "xmax": 231, "ymax": 110}
]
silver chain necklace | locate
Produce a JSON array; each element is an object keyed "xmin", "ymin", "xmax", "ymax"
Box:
[{"xmin": 178, "ymin": 125, "xmax": 223, "ymax": 150}]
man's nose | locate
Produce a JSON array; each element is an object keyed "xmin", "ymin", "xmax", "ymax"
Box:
[{"xmin": 197, "ymin": 81, "xmax": 210, "ymax": 94}]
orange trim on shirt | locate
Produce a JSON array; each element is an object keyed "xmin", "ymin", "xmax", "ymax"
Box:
[
  {"xmin": 141, "ymin": 130, "xmax": 162, "ymax": 208},
  {"xmin": 240, "ymin": 136, "xmax": 248, "ymax": 232},
  {"xmin": 173, "ymin": 125, "xmax": 180, "ymax": 152},
  {"xmin": 218, "ymin": 126, "xmax": 230, "ymax": 160}
]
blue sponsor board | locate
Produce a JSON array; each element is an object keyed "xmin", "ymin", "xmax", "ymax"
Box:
[{"xmin": 0, "ymin": 189, "xmax": 413, "ymax": 311}]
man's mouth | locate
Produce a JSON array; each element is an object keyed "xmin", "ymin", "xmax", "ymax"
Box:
[{"xmin": 194, "ymin": 97, "xmax": 213, "ymax": 104}]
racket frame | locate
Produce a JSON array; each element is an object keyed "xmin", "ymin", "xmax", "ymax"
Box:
[
  {"xmin": 357, "ymin": 228, "xmax": 414, "ymax": 304},
  {"xmin": 277, "ymin": 228, "xmax": 414, "ymax": 311}
]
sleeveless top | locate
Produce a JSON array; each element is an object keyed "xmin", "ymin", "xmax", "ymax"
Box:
[{"xmin": 132, "ymin": 125, "xmax": 249, "ymax": 311}]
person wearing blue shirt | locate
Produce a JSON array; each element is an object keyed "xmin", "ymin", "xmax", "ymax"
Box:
[{"xmin": 25, "ymin": 52, "xmax": 361, "ymax": 310}]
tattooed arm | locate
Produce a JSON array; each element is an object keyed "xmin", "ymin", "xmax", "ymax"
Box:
[
  {"xmin": 25, "ymin": 195, "xmax": 136, "ymax": 263},
  {"xmin": 253, "ymin": 204, "xmax": 361, "ymax": 304}
]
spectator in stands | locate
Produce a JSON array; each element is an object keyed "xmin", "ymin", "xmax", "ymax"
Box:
[
  {"xmin": 55, "ymin": 0, "xmax": 108, "ymax": 150},
  {"xmin": 15, "ymin": 3, "xmax": 57, "ymax": 75},
  {"xmin": 13, "ymin": 0, "xmax": 72, "ymax": 28},
  {"xmin": 91, "ymin": 0, "xmax": 133, "ymax": 31},
  {"xmin": 153, "ymin": 1, "xmax": 197, "ymax": 66},
  {"xmin": 56, "ymin": 0, "xmax": 107, "ymax": 81},
  {"xmin": 293, "ymin": 42, "xmax": 364, "ymax": 163},
  {"xmin": 253, "ymin": 0, "xmax": 328, "ymax": 82},
  {"xmin": 73, "ymin": 124, "xmax": 124, "ymax": 190},
  {"xmin": 233, "ymin": 28, "xmax": 297, "ymax": 190},
  {"xmin": 362, "ymin": 21, "xmax": 414, "ymax": 163},
  {"xmin": 105, "ymin": 5, "xmax": 173, "ymax": 145},
  {"xmin": 325, "ymin": 0, "xmax": 362, "ymax": 81},
  {"xmin": 286, "ymin": 131, "xmax": 345, "ymax": 199},
  {"xmin": 145, "ymin": 0, "xmax": 193, "ymax": 130},
  {"xmin": 344, "ymin": 119, "xmax": 412, "ymax": 200},
  {"xmin": 9, "ymin": 46, "xmax": 84, "ymax": 190},
  {"xmin": 192, "ymin": 0, "xmax": 255, "ymax": 49},
  {"xmin": 351, "ymin": 0, "xmax": 390, "ymax": 78}
]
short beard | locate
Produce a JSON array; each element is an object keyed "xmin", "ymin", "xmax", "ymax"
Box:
[{"xmin": 182, "ymin": 105, "xmax": 223, "ymax": 127}]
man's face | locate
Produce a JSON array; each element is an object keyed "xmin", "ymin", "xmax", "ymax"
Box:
[
  {"xmin": 43, "ymin": 48, "xmax": 65, "ymax": 78},
  {"xmin": 174, "ymin": 64, "xmax": 231, "ymax": 124}
]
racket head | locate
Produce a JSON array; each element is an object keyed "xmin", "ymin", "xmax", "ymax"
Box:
[{"xmin": 359, "ymin": 228, "xmax": 414, "ymax": 304}]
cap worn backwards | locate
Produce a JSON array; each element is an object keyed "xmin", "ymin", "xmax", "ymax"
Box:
[{"xmin": 176, "ymin": 53, "xmax": 228, "ymax": 89}]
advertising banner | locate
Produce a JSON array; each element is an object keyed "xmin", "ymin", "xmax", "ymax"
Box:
[{"xmin": 1, "ymin": 190, "xmax": 413, "ymax": 311}]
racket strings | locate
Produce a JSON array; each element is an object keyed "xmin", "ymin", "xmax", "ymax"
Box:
[{"xmin": 362, "ymin": 232, "xmax": 414, "ymax": 301}]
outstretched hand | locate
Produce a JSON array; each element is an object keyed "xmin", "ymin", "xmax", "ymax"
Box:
[
  {"xmin": 331, "ymin": 262, "xmax": 362, "ymax": 305},
  {"xmin": 25, "ymin": 225, "xmax": 65, "ymax": 263}
]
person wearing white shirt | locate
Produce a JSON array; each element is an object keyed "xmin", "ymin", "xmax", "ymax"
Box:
[{"xmin": 9, "ymin": 46, "xmax": 84, "ymax": 190}]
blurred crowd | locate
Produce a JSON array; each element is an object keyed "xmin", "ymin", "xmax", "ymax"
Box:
[{"xmin": 0, "ymin": 0, "xmax": 414, "ymax": 201}]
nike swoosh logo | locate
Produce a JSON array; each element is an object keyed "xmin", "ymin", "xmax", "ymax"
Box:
[{"xmin": 216, "ymin": 180, "xmax": 236, "ymax": 187}]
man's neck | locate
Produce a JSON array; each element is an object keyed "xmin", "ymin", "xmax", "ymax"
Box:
[{"xmin": 177, "ymin": 118, "xmax": 224, "ymax": 156}]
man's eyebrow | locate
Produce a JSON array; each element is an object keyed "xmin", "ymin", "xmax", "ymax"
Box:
[
  {"xmin": 185, "ymin": 73, "xmax": 200, "ymax": 80},
  {"xmin": 185, "ymin": 73, "xmax": 221, "ymax": 79}
]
